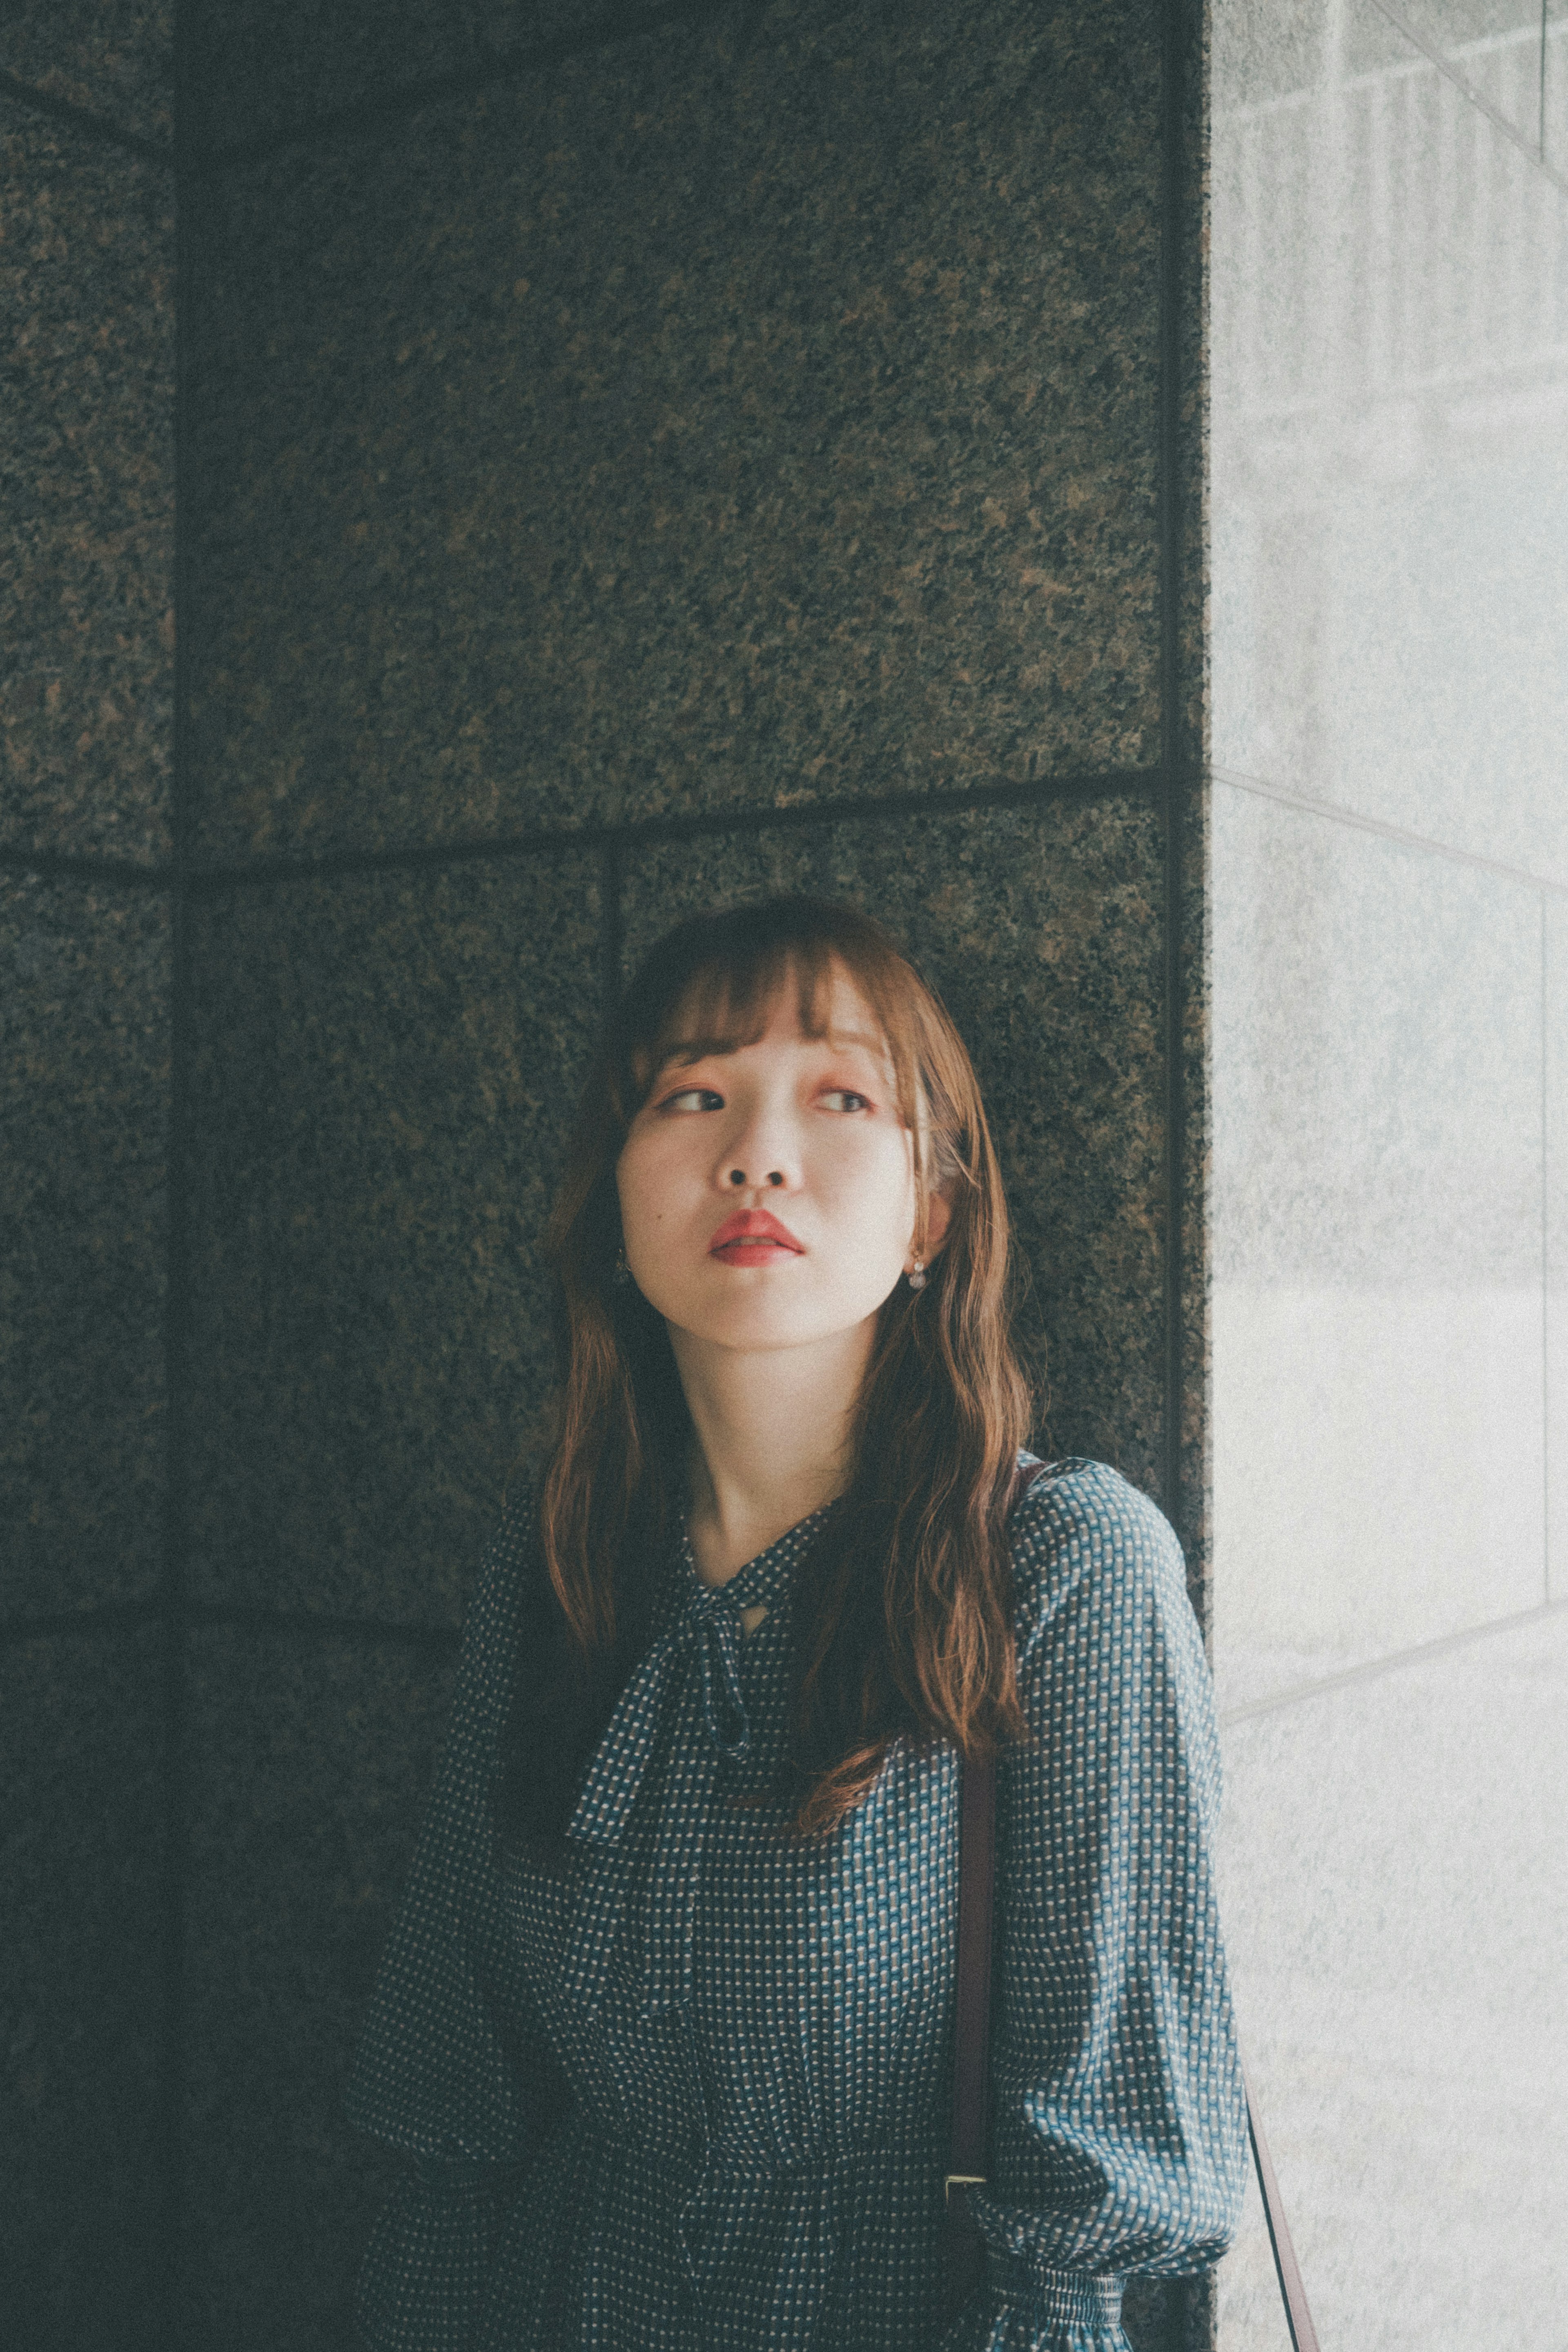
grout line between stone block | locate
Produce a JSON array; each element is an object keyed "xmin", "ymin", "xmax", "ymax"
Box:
[
  {"xmin": 0, "ymin": 1596, "xmax": 164, "ymax": 1650},
  {"xmin": 1369, "ymin": 0, "xmax": 1568, "ymax": 197},
  {"xmin": 1158, "ymin": 12, "xmax": 1200, "ymax": 2349},
  {"xmin": 1158, "ymin": 0, "xmax": 1190, "ymax": 1558},
  {"xmin": 174, "ymin": 767, "xmax": 1166, "ymax": 895},
  {"xmin": 186, "ymin": 0, "xmax": 734, "ymax": 177},
  {"xmin": 0, "ymin": 65, "xmax": 173, "ymax": 165},
  {"xmin": 1213, "ymin": 766, "xmax": 1568, "ymax": 898},
  {"xmin": 1219, "ymin": 1595, "xmax": 1568, "ymax": 1725},
  {"xmin": 8, "ymin": 775, "xmax": 1172, "ymax": 907},
  {"xmin": 160, "ymin": 6, "xmax": 193, "ymax": 2327},
  {"xmin": 0, "ymin": 851, "xmax": 175, "ymax": 887}
]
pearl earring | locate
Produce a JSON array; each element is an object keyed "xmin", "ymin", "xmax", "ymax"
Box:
[
  {"xmin": 906, "ymin": 1258, "xmax": 928, "ymax": 1291},
  {"xmin": 613, "ymin": 1246, "xmax": 632, "ymax": 1288}
]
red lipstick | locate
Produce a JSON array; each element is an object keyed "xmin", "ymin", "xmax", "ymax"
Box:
[{"xmin": 708, "ymin": 1209, "xmax": 804, "ymax": 1264}]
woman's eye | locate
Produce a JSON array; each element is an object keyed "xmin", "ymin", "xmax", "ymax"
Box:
[
  {"xmin": 820, "ymin": 1089, "xmax": 871, "ymax": 1113},
  {"xmin": 659, "ymin": 1086, "xmax": 724, "ymax": 1114}
]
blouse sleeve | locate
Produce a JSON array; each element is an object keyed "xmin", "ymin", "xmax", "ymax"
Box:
[
  {"xmin": 949, "ymin": 1459, "xmax": 1248, "ymax": 2352},
  {"xmin": 344, "ymin": 1489, "xmax": 568, "ymax": 2352}
]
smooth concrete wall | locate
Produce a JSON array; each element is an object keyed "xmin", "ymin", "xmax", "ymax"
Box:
[
  {"xmin": 0, "ymin": 11, "xmax": 175, "ymax": 2348},
  {"xmin": 1209, "ymin": 0, "xmax": 1568, "ymax": 2342},
  {"xmin": 176, "ymin": 1, "xmax": 1206, "ymax": 2344}
]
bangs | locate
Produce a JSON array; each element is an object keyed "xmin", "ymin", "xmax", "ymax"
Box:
[{"xmin": 617, "ymin": 903, "xmax": 939, "ymax": 1145}]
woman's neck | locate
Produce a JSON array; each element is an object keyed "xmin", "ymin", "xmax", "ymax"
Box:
[{"xmin": 670, "ymin": 1316, "xmax": 877, "ymax": 1588}]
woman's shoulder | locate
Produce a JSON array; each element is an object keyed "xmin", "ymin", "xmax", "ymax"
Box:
[
  {"xmin": 468, "ymin": 1480, "xmax": 538, "ymax": 1625},
  {"xmin": 445, "ymin": 1480, "xmax": 540, "ymax": 1732},
  {"xmin": 1007, "ymin": 1452, "xmax": 1187, "ymax": 1672}
]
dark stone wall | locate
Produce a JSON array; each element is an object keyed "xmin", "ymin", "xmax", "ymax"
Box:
[
  {"xmin": 0, "ymin": 16, "xmax": 176, "ymax": 2352},
  {"xmin": 2, "ymin": 875, "xmax": 171, "ymax": 1617},
  {"xmin": 0, "ymin": 100, "xmax": 174, "ymax": 862},
  {"xmin": 4, "ymin": 2, "xmax": 1208, "ymax": 2345},
  {"xmin": 187, "ymin": 2, "xmax": 1162, "ymax": 857},
  {"xmin": 178, "ymin": 1630, "xmax": 454, "ymax": 2347},
  {"xmin": 180, "ymin": 4, "xmax": 1205, "ymax": 2344},
  {"xmin": 1, "ymin": 1626, "xmax": 168, "ymax": 2343},
  {"xmin": 184, "ymin": 854, "xmax": 604, "ymax": 1622},
  {"xmin": 0, "ymin": 1, "xmax": 173, "ymax": 146}
]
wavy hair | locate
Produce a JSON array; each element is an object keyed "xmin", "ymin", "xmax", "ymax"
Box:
[{"xmin": 492, "ymin": 896, "xmax": 1035, "ymax": 1854}]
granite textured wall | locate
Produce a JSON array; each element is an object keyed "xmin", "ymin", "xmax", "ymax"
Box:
[
  {"xmin": 0, "ymin": 97, "xmax": 174, "ymax": 864},
  {"xmin": 7, "ymin": 0, "xmax": 1209, "ymax": 2344},
  {"xmin": 0, "ymin": 12, "xmax": 175, "ymax": 2352},
  {"xmin": 186, "ymin": 1, "xmax": 1164, "ymax": 861},
  {"xmin": 178, "ymin": 5, "xmax": 1206, "ymax": 2345}
]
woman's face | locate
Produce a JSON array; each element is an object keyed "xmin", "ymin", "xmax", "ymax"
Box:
[{"xmin": 615, "ymin": 960, "xmax": 948, "ymax": 1359}]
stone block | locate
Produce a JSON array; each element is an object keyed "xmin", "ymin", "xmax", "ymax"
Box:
[
  {"xmin": 186, "ymin": 0, "xmax": 1163, "ymax": 861},
  {"xmin": 185, "ymin": 851, "xmax": 601, "ymax": 1622},
  {"xmin": 180, "ymin": 1626, "xmax": 455, "ymax": 2350},
  {"xmin": 1211, "ymin": 782, "xmax": 1544, "ymax": 1712},
  {"xmin": 1, "ymin": 874, "xmax": 169, "ymax": 1623},
  {"xmin": 0, "ymin": 1625, "xmax": 165, "ymax": 2352},
  {"xmin": 0, "ymin": 1, "xmax": 173, "ymax": 146},
  {"xmin": 0, "ymin": 105, "xmax": 174, "ymax": 864},
  {"xmin": 1211, "ymin": 0, "xmax": 1568, "ymax": 886},
  {"xmin": 187, "ymin": 0, "xmax": 475, "ymax": 157},
  {"xmin": 1218, "ymin": 1611, "xmax": 1568, "ymax": 2350}
]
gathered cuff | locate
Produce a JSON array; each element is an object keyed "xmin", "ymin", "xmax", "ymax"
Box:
[
  {"xmin": 988, "ymin": 2252, "xmax": 1125, "ymax": 2331},
  {"xmin": 942, "ymin": 2254, "xmax": 1129, "ymax": 2352}
]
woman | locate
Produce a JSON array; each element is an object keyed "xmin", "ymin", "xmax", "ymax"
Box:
[{"xmin": 347, "ymin": 896, "xmax": 1247, "ymax": 2352}]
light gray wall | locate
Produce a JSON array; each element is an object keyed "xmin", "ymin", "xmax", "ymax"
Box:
[{"xmin": 1208, "ymin": 0, "xmax": 1568, "ymax": 2341}]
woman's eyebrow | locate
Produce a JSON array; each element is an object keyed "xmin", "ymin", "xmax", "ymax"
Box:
[
  {"xmin": 654, "ymin": 1034, "xmax": 746, "ymax": 1069},
  {"xmin": 651, "ymin": 1026, "xmax": 892, "ymax": 1076},
  {"xmin": 818, "ymin": 1027, "xmax": 889, "ymax": 1060}
]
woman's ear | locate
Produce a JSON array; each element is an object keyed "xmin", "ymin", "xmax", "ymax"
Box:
[{"xmin": 911, "ymin": 1187, "xmax": 953, "ymax": 1268}]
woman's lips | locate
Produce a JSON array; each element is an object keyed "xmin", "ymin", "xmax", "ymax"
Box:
[{"xmin": 708, "ymin": 1209, "xmax": 804, "ymax": 1264}]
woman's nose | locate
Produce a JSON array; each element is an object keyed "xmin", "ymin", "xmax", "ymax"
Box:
[{"xmin": 714, "ymin": 1101, "xmax": 801, "ymax": 1192}]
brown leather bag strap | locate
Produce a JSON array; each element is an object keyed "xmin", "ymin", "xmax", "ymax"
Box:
[
  {"xmin": 944, "ymin": 1463, "xmax": 1321, "ymax": 2350},
  {"xmin": 942, "ymin": 1459, "xmax": 1043, "ymax": 2314},
  {"xmin": 1242, "ymin": 2054, "xmax": 1321, "ymax": 2352},
  {"xmin": 947, "ymin": 1746, "xmax": 998, "ymax": 2202}
]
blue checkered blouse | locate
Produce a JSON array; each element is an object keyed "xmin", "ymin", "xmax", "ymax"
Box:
[{"xmin": 346, "ymin": 1456, "xmax": 1246, "ymax": 2352}]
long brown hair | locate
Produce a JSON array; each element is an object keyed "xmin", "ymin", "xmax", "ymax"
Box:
[{"xmin": 493, "ymin": 897, "xmax": 1035, "ymax": 1853}]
